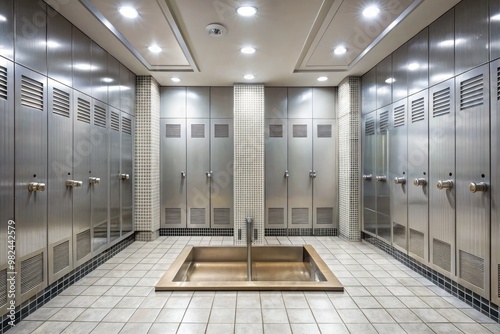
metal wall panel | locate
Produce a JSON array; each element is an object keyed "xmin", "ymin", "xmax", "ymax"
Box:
[
  {"xmin": 288, "ymin": 88, "xmax": 312, "ymax": 118},
  {"xmin": 312, "ymin": 88, "xmax": 336, "ymax": 118},
  {"xmin": 187, "ymin": 119, "xmax": 210, "ymax": 228},
  {"xmin": 187, "ymin": 87, "xmax": 209, "ymax": 118},
  {"xmin": 160, "ymin": 87, "xmax": 186, "ymax": 118},
  {"xmin": 14, "ymin": 0, "xmax": 47, "ymax": 75},
  {"xmin": 312, "ymin": 119, "xmax": 337, "ymax": 228},
  {"xmin": 120, "ymin": 64, "xmax": 133, "ymax": 114},
  {"xmin": 265, "ymin": 119, "xmax": 288, "ymax": 228},
  {"xmin": 455, "ymin": 65, "xmax": 490, "ymax": 297},
  {"xmin": 287, "ymin": 119, "xmax": 313, "ymax": 228},
  {"xmin": 72, "ymin": 26, "xmax": 92, "ymax": 96},
  {"xmin": 392, "ymin": 43, "xmax": 408, "ymax": 103},
  {"xmin": 376, "ymin": 55, "xmax": 392, "ymax": 108},
  {"xmin": 375, "ymin": 107, "xmax": 390, "ymax": 243},
  {"xmin": 121, "ymin": 112, "xmax": 134, "ymax": 234},
  {"xmin": 91, "ymin": 42, "xmax": 108, "ymax": 104},
  {"xmin": 160, "ymin": 119, "xmax": 187, "ymax": 228},
  {"xmin": 107, "ymin": 55, "xmax": 120, "ymax": 110},
  {"xmin": 0, "ymin": 0, "xmax": 13, "ymax": 61},
  {"xmin": 14, "ymin": 65, "xmax": 48, "ymax": 303},
  {"xmin": 47, "ymin": 7, "xmax": 72, "ymax": 87},
  {"xmin": 429, "ymin": 79, "xmax": 456, "ymax": 276},
  {"xmin": 109, "ymin": 108, "xmax": 121, "ymax": 246},
  {"xmin": 407, "ymin": 90, "xmax": 429, "ymax": 261},
  {"xmin": 362, "ymin": 67, "xmax": 377, "ymax": 114},
  {"xmin": 265, "ymin": 87, "xmax": 287, "ymax": 119},
  {"xmin": 210, "ymin": 119, "xmax": 233, "ymax": 228},
  {"xmin": 389, "ymin": 99, "xmax": 408, "ymax": 252},
  {"xmin": 429, "ymin": 9, "xmax": 455, "ymax": 87},
  {"xmin": 362, "ymin": 112, "xmax": 376, "ymax": 235},
  {"xmin": 491, "ymin": 0, "xmax": 500, "ymax": 61},
  {"xmin": 455, "ymin": 0, "xmax": 489, "ymax": 76},
  {"xmin": 211, "ymin": 87, "xmax": 233, "ymax": 118},
  {"xmin": 407, "ymin": 29, "xmax": 429, "ymax": 96}
]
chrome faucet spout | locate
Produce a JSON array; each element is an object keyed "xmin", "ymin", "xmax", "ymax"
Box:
[{"xmin": 245, "ymin": 217, "xmax": 254, "ymax": 281}]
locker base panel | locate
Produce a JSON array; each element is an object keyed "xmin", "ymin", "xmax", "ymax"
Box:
[
  {"xmin": 159, "ymin": 228, "xmax": 338, "ymax": 237},
  {"xmin": 265, "ymin": 228, "xmax": 337, "ymax": 237}
]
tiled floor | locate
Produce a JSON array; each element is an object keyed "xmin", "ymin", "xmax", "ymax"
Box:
[{"xmin": 8, "ymin": 236, "xmax": 500, "ymax": 334}]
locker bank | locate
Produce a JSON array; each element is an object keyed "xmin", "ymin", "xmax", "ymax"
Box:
[{"xmin": 1, "ymin": 0, "xmax": 500, "ymax": 332}]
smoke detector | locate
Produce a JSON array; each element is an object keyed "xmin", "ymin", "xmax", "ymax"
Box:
[{"xmin": 206, "ymin": 23, "xmax": 227, "ymax": 37}]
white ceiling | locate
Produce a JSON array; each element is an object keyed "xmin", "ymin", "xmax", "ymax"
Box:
[{"xmin": 46, "ymin": 0, "xmax": 460, "ymax": 86}]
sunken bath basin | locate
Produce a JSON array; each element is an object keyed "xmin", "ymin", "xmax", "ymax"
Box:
[{"xmin": 156, "ymin": 245, "xmax": 343, "ymax": 291}]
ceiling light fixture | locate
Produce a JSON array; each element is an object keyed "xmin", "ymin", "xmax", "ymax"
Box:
[
  {"xmin": 237, "ymin": 6, "xmax": 257, "ymax": 16},
  {"xmin": 148, "ymin": 45, "xmax": 162, "ymax": 53},
  {"xmin": 362, "ymin": 5, "xmax": 380, "ymax": 18},
  {"xmin": 333, "ymin": 46, "xmax": 347, "ymax": 55},
  {"xmin": 171, "ymin": 77, "xmax": 180, "ymax": 83},
  {"xmin": 244, "ymin": 74, "xmax": 255, "ymax": 80},
  {"xmin": 0, "ymin": 15, "xmax": 7, "ymax": 22},
  {"xmin": 119, "ymin": 6, "xmax": 138, "ymax": 19},
  {"xmin": 206, "ymin": 23, "xmax": 227, "ymax": 37},
  {"xmin": 241, "ymin": 47, "xmax": 256, "ymax": 54},
  {"xmin": 385, "ymin": 77, "xmax": 396, "ymax": 84},
  {"xmin": 317, "ymin": 76, "xmax": 328, "ymax": 82},
  {"xmin": 407, "ymin": 62, "xmax": 419, "ymax": 71}
]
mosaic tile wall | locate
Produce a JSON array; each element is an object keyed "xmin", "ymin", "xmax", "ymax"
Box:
[
  {"xmin": 233, "ymin": 84, "xmax": 265, "ymax": 245},
  {"xmin": 338, "ymin": 77, "xmax": 361, "ymax": 241},
  {"xmin": 134, "ymin": 76, "xmax": 161, "ymax": 241}
]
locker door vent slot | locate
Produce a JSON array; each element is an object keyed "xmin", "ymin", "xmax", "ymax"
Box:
[
  {"xmin": 52, "ymin": 88, "xmax": 70, "ymax": 118},
  {"xmin": 190, "ymin": 208, "xmax": 206, "ymax": 225},
  {"xmin": 93, "ymin": 105, "xmax": 107, "ymax": 128},
  {"xmin": 214, "ymin": 124, "xmax": 229, "ymax": 138},
  {"xmin": 379, "ymin": 110, "xmax": 389, "ymax": 131},
  {"xmin": 393, "ymin": 105, "xmax": 405, "ymax": 127},
  {"xmin": 269, "ymin": 124, "xmax": 283, "ymax": 138},
  {"xmin": 0, "ymin": 269, "xmax": 7, "ymax": 307},
  {"xmin": 165, "ymin": 124, "xmax": 181, "ymax": 138},
  {"xmin": 53, "ymin": 241, "xmax": 70, "ymax": 274},
  {"xmin": 76, "ymin": 229, "xmax": 91, "ymax": 261},
  {"xmin": 191, "ymin": 124, "xmax": 205, "ymax": 138},
  {"xmin": 21, "ymin": 75, "xmax": 43, "ymax": 111},
  {"xmin": 77, "ymin": 97, "xmax": 91, "ymax": 123},
  {"xmin": 409, "ymin": 229, "xmax": 424, "ymax": 258},
  {"xmin": 165, "ymin": 208, "xmax": 182, "ymax": 225},
  {"xmin": 21, "ymin": 253, "xmax": 44, "ymax": 294},
  {"xmin": 291, "ymin": 208, "xmax": 309, "ymax": 225},
  {"xmin": 316, "ymin": 207, "xmax": 333, "ymax": 224},
  {"xmin": 214, "ymin": 208, "xmax": 230, "ymax": 225},
  {"xmin": 497, "ymin": 67, "xmax": 500, "ymax": 100},
  {"xmin": 433, "ymin": 87, "xmax": 451, "ymax": 117},
  {"xmin": 432, "ymin": 238, "xmax": 451, "ymax": 273},
  {"xmin": 292, "ymin": 124, "xmax": 307, "ymax": 138},
  {"xmin": 0, "ymin": 65, "xmax": 7, "ymax": 100},
  {"xmin": 122, "ymin": 117, "xmax": 132, "ymax": 135},
  {"xmin": 459, "ymin": 250, "xmax": 484, "ymax": 289},
  {"xmin": 268, "ymin": 208, "xmax": 284, "ymax": 225},
  {"xmin": 393, "ymin": 223, "xmax": 406, "ymax": 250},
  {"xmin": 317, "ymin": 125, "xmax": 332, "ymax": 138},
  {"xmin": 411, "ymin": 97, "xmax": 425, "ymax": 123},
  {"xmin": 460, "ymin": 74, "xmax": 483, "ymax": 110},
  {"xmin": 111, "ymin": 112, "xmax": 120, "ymax": 131},
  {"xmin": 365, "ymin": 118, "xmax": 375, "ymax": 135}
]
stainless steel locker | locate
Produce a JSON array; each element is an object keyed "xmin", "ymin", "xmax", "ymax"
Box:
[
  {"xmin": 389, "ymin": 99, "xmax": 408, "ymax": 252},
  {"xmin": 455, "ymin": 65, "xmax": 490, "ymax": 297},
  {"xmin": 47, "ymin": 80, "xmax": 73, "ymax": 284},
  {"xmin": 265, "ymin": 118, "xmax": 288, "ymax": 229},
  {"xmin": 120, "ymin": 64, "xmax": 132, "ymax": 114},
  {"xmin": 210, "ymin": 87, "xmax": 233, "ymax": 118},
  {"xmin": 288, "ymin": 119, "xmax": 313, "ymax": 228},
  {"xmin": 491, "ymin": 59, "xmax": 500, "ymax": 305},
  {"xmin": 187, "ymin": 119, "xmax": 210, "ymax": 228},
  {"xmin": 362, "ymin": 67, "xmax": 377, "ymax": 114},
  {"xmin": 187, "ymin": 87, "xmax": 209, "ymax": 118},
  {"xmin": 109, "ymin": 108, "xmax": 121, "ymax": 244},
  {"xmin": 375, "ymin": 108, "xmax": 390, "ymax": 243},
  {"xmin": 491, "ymin": 0, "xmax": 500, "ymax": 61},
  {"xmin": 265, "ymin": 87, "xmax": 287, "ymax": 119},
  {"xmin": 91, "ymin": 42, "xmax": 108, "ymax": 104},
  {"xmin": 161, "ymin": 87, "xmax": 186, "ymax": 118},
  {"xmin": 407, "ymin": 90, "xmax": 429, "ymax": 261},
  {"xmin": 47, "ymin": 7, "xmax": 72, "ymax": 87},
  {"xmin": 312, "ymin": 119, "xmax": 337, "ymax": 229},
  {"xmin": 73, "ymin": 90, "xmax": 92, "ymax": 265},
  {"xmin": 107, "ymin": 55, "xmax": 120, "ymax": 110},
  {"xmin": 14, "ymin": 65, "xmax": 48, "ymax": 304},
  {"xmin": 0, "ymin": 0, "xmax": 13, "ymax": 61},
  {"xmin": 362, "ymin": 112, "xmax": 376, "ymax": 235},
  {"xmin": 407, "ymin": 29, "xmax": 429, "ymax": 96},
  {"xmin": 161, "ymin": 119, "xmax": 187, "ymax": 228},
  {"xmin": 429, "ymin": 9, "xmax": 455, "ymax": 87},
  {"xmin": 72, "ymin": 26, "xmax": 92, "ymax": 96},
  {"xmin": 288, "ymin": 88, "xmax": 312, "ymax": 119},
  {"xmin": 312, "ymin": 88, "xmax": 336, "ymax": 118},
  {"xmin": 121, "ymin": 112, "xmax": 134, "ymax": 235},
  {"xmin": 211, "ymin": 119, "xmax": 233, "ymax": 228},
  {"xmin": 429, "ymin": 79, "xmax": 456, "ymax": 277},
  {"xmin": 392, "ymin": 43, "xmax": 408, "ymax": 103},
  {"xmin": 376, "ymin": 55, "xmax": 392, "ymax": 109}
]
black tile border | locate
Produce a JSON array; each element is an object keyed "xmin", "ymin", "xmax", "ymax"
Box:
[
  {"xmin": 1, "ymin": 235, "xmax": 135, "ymax": 334},
  {"xmin": 265, "ymin": 228, "xmax": 338, "ymax": 237},
  {"xmin": 160, "ymin": 228, "xmax": 234, "ymax": 237},
  {"xmin": 362, "ymin": 232, "xmax": 500, "ymax": 324}
]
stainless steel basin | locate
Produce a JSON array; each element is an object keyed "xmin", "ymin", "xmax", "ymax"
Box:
[{"xmin": 156, "ymin": 245, "xmax": 343, "ymax": 291}]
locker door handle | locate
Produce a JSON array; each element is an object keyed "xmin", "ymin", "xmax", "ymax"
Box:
[
  {"xmin": 436, "ymin": 180, "xmax": 453, "ymax": 190},
  {"xmin": 309, "ymin": 170, "xmax": 317, "ymax": 178},
  {"xmin": 119, "ymin": 173, "xmax": 130, "ymax": 180},
  {"xmin": 66, "ymin": 180, "xmax": 83, "ymax": 188},
  {"xmin": 394, "ymin": 177, "xmax": 406, "ymax": 184},
  {"xmin": 89, "ymin": 177, "xmax": 100, "ymax": 185},
  {"xmin": 181, "ymin": 171, "xmax": 186, "ymax": 179},
  {"xmin": 413, "ymin": 178, "xmax": 427, "ymax": 187},
  {"xmin": 28, "ymin": 182, "xmax": 45, "ymax": 192},
  {"xmin": 362, "ymin": 174, "xmax": 372, "ymax": 181},
  {"xmin": 375, "ymin": 175, "xmax": 387, "ymax": 182},
  {"xmin": 206, "ymin": 171, "xmax": 213, "ymax": 178},
  {"xmin": 284, "ymin": 170, "xmax": 289, "ymax": 178},
  {"xmin": 469, "ymin": 182, "xmax": 488, "ymax": 193}
]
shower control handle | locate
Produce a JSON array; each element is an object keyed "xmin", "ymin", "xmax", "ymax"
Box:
[
  {"xmin": 362, "ymin": 174, "xmax": 372, "ymax": 181},
  {"xmin": 469, "ymin": 182, "xmax": 488, "ymax": 193},
  {"xmin": 437, "ymin": 180, "xmax": 453, "ymax": 190},
  {"xmin": 375, "ymin": 175, "xmax": 387, "ymax": 182},
  {"xmin": 181, "ymin": 171, "xmax": 186, "ymax": 179},
  {"xmin": 309, "ymin": 170, "xmax": 317, "ymax": 178},
  {"xmin": 28, "ymin": 182, "xmax": 46, "ymax": 192},
  {"xmin": 89, "ymin": 177, "xmax": 100, "ymax": 185},
  {"xmin": 206, "ymin": 171, "xmax": 212, "ymax": 178},
  {"xmin": 413, "ymin": 178, "xmax": 427, "ymax": 187},
  {"xmin": 119, "ymin": 173, "xmax": 130, "ymax": 180},
  {"xmin": 66, "ymin": 180, "xmax": 83, "ymax": 188},
  {"xmin": 284, "ymin": 170, "xmax": 289, "ymax": 178},
  {"xmin": 394, "ymin": 177, "xmax": 406, "ymax": 185}
]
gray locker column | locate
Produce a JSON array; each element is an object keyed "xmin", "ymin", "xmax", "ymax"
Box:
[
  {"xmin": 0, "ymin": 0, "xmax": 14, "ymax": 61},
  {"xmin": 211, "ymin": 119, "xmax": 234, "ymax": 228},
  {"xmin": 456, "ymin": 65, "xmax": 490, "ymax": 298},
  {"xmin": 491, "ymin": 59, "xmax": 500, "ymax": 305},
  {"xmin": 47, "ymin": 80, "xmax": 73, "ymax": 284},
  {"xmin": 121, "ymin": 112, "xmax": 134, "ymax": 235},
  {"xmin": 375, "ymin": 108, "xmax": 390, "ymax": 243},
  {"xmin": 407, "ymin": 90, "xmax": 429, "ymax": 261},
  {"xmin": 187, "ymin": 119, "xmax": 210, "ymax": 228},
  {"xmin": 429, "ymin": 79, "xmax": 456, "ymax": 277},
  {"xmin": 362, "ymin": 112, "xmax": 376, "ymax": 235},
  {"xmin": 389, "ymin": 100, "xmax": 408, "ymax": 252},
  {"xmin": 14, "ymin": 65, "xmax": 48, "ymax": 304},
  {"xmin": 109, "ymin": 109, "xmax": 121, "ymax": 244},
  {"xmin": 73, "ymin": 91, "xmax": 92, "ymax": 265}
]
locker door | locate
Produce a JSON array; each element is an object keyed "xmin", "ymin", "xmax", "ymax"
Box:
[
  {"xmin": 265, "ymin": 119, "xmax": 288, "ymax": 229},
  {"xmin": 362, "ymin": 112, "xmax": 376, "ymax": 235},
  {"xmin": 47, "ymin": 80, "xmax": 73, "ymax": 284},
  {"xmin": 491, "ymin": 59, "xmax": 500, "ymax": 305},
  {"xmin": 429, "ymin": 79, "xmax": 456, "ymax": 277},
  {"xmin": 312, "ymin": 119, "xmax": 337, "ymax": 229},
  {"xmin": 389, "ymin": 100, "xmax": 408, "ymax": 252},
  {"xmin": 375, "ymin": 108, "xmax": 390, "ymax": 243},
  {"xmin": 211, "ymin": 119, "xmax": 233, "ymax": 228},
  {"xmin": 288, "ymin": 119, "xmax": 313, "ymax": 228},
  {"xmin": 407, "ymin": 90, "xmax": 429, "ymax": 261},
  {"xmin": 456, "ymin": 65, "xmax": 490, "ymax": 297},
  {"xmin": 73, "ymin": 91, "xmax": 92, "ymax": 264},
  {"xmin": 14, "ymin": 65, "xmax": 48, "ymax": 304},
  {"xmin": 160, "ymin": 119, "xmax": 187, "ymax": 228},
  {"xmin": 109, "ymin": 109, "xmax": 121, "ymax": 244},
  {"xmin": 121, "ymin": 112, "xmax": 134, "ymax": 234},
  {"xmin": 187, "ymin": 119, "xmax": 210, "ymax": 228}
]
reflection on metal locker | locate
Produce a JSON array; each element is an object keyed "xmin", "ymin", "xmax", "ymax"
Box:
[
  {"xmin": 362, "ymin": 112, "xmax": 376, "ymax": 236},
  {"xmin": 121, "ymin": 112, "xmax": 134, "ymax": 235},
  {"xmin": 375, "ymin": 108, "xmax": 390, "ymax": 244},
  {"xmin": 109, "ymin": 107, "xmax": 121, "ymax": 249}
]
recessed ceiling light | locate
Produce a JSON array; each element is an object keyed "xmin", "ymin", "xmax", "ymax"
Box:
[
  {"xmin": 362, "ymin": 5, "xmax": 380, "ymax": 18},
  {"xmin": 119, "ymin": 6, "xmax": 138, "ymax": 19},
  {"xmin": 385, "ymin": 77, "xmax": 396, "ymax": 84},
  {"xmin": 244, "ymin": 74, "xmax": 255, "ymax": 80},
  {"xmin": 148, "ymin": 45, "xmax": 162, "ymax": 53},
  {"xmin": 0, "ymin": 15, "xmax": 7, "ymax": 22},
  {"xmin": 237, "ymin": 6, "xmax": 257, "ymax": 16},
  {"xmin": 334, "ymin": 46, "xmax": 347, "ymax": 55},
  {"xmin": 408, "ymin": 62, "xmax": 419, "ymax": 71},
  {"xmin": 171, "ymin": 77, "xmax": 180, "ymax": 83},
  {"xmin": 241, "ymin": 47, "xmax": 256, "ymax": 54},
  {"xmin": 317, "ymin": 76, "xmax": 328, "ymax": 82}
]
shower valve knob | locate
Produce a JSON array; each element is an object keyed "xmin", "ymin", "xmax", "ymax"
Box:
[
  {"xmin": 284, "ymin": 170, "xmax": 289, "ymax": 178},
  {"xmin": 394, "ymin": 177, "xmax": 406, "ymax": 185},
  {"xmin": 28, "ymin": 182, "xmax": 45, "ymax": 192},
  {"xmin": 119, "ymin": 173, "xmax": 130, "ymax": 180},
  {"xmin": 469, "ymin": 182, "xmax": 488, "ymax": 193},
  {"xmin": 181, "ymin": 171, "xmax": 186, "ymax": 179},
  {"xmin": 362, "ymin": 174, "xmax": 372, "ymax": 181},
  {"xmin": 413, "ymin": 178, "xmax": 427, "ymax": 187},
  {"xmin": 375, "ymin": 175, "xmax": 387, "ymax": 182},
  {"xmin": 89, "ymin": 177, "xmax": 100, "ymax": 185},
  {"xmin": 66, "ymin": 180, "xmax": 83, "ymax": 188},
  {"xmin": 437, "ymin": 180, "xmax": 453, "ymax": 190}
]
